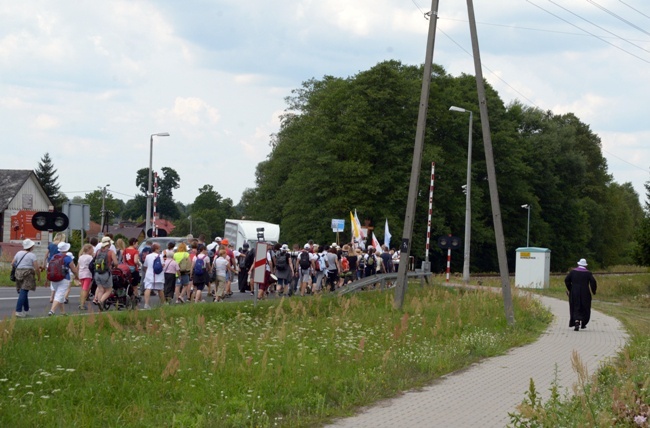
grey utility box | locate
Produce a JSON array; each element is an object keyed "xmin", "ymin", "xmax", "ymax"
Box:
[{"xmin": 515, "ymin": 247, "xmax": 551, "ymax": 289}]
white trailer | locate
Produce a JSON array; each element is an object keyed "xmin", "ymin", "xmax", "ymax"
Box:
[{"xmin": 224, "ymin": 219, "xmax": 280, "ymax": 250}]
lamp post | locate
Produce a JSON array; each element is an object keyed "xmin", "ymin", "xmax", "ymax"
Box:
[
  {"xmin": 449, "ymin": 106, "xmax": 473, "ymax": 284},
  {"xmin": 146, "ymin": 132, "xmax": 170, "ymax": 236},
  {"xmin": 188, "ymin": 215, "xmax": 193, "ymax": 236},
  {"xmin": 521, "ymin": 204, "xmax": 531, "ymax": 247}
]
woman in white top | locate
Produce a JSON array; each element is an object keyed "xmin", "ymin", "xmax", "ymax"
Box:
[
  {"xmin": 12, "ymin": 239, "xmax": 41, "ymax": 317},
  {"xmin": 77, "ymin": 244, "xmax": 94, "ymax": 310},
  {"xmin": 213, "ymin": 249, "xmax": 232, "ymax": 302}
]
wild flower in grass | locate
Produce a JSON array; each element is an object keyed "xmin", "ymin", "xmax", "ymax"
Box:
[
  {"xmin": 0, "ymin": 378, "xmax": 7, "ymax": 382},
  {"xmin": 40, "ymin": 395, "xmax": 50, "ymax": 399}
]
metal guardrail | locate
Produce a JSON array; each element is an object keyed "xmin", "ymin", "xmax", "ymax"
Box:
[{"xmin": 337, "ymin": 270, "xmax": 433, "ymax": 295}]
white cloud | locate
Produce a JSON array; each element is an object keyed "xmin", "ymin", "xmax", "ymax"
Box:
[{"xmin": 32, "ymin": 114, "xmax": 59, "ymax": 130}]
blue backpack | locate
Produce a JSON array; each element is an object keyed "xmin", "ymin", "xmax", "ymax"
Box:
[
  {"xmin": 193, "ymin": 256, "xmax": 206, "ymax": 276},
  {"xmin": 152, "ymin": 255, "xmax": 163, "ymax": 274}
]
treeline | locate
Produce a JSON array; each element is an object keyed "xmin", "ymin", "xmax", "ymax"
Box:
[{"xmin": 240, "ymin": 60, "xmax": 644, "ymax": 273}]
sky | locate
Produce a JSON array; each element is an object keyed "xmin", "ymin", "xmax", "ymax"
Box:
[{"xmin": 2, "ymin": 0, "xmax": 649, "ymax": 208}]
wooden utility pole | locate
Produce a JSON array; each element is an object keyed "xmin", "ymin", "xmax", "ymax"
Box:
[
  {"xmin": 394, "ymin": 0, "xmax": 440, "ymax": 310},
  {"xmin": 466, "ymin": 0, "xmax": 515, "ymax": 325}
]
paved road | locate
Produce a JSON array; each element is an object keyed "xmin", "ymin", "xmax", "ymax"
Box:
[
  {"xmin": 0, "ymin": 280, "xmax": 258, "ymax": 318},
  {"xmin": 326, "ymin": 293, "xmax": 628, "ymax": 428}
]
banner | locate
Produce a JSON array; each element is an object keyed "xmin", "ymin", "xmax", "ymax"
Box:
[
  {"xmin": 384, "ymin": 218, "xmax": 391, "ymax": 248},
  {"xmin": 372, "ymin": 232, "xmax": 382, "ymax": 254},
  {"xmin": 350, "ymin": 210, "xmax": 366, "ymax": 250}
]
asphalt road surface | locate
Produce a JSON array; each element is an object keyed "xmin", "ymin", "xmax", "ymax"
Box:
[{"xmin": 0, "ymin": 279, "xmax": 262, "ymax": 319}]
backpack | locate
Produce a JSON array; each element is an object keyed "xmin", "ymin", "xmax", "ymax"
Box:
[
  {"xmin": 342, "ymin": 257, "xmax": 350, "ymax": 272},
  {"xmin": 140, "ymin": 246, "xmax": 152, "ymax": 262},
  {"xmin": 366, "ymin": 254, "xmax": 375, "ymax": 266},
  {"xmin": 178, "ymin": 254, "xmax": 191, "ymax": 273},
  {"xmin": 47, "ymin": 254, "xmax": 67, "ymax": 282},
  {"xmin": 244, "ymin": 249, "xmax": 256, "ymax": 270},
  {"xmin": 276, "ymin": 252, "xmax": 288, "ymax": 270},
  {"xmin": 299, "ymin": 251, "xmax": 311, "ymax": 270},
  {"xmin": 94, "ymin": 250, "xmax": 110, "ymax": 274},
  {"xmin": 153, "ymin": 255, "xmax": 163, "ymax": 274},
  {"xmin": 193, "ymin": 255, "xmax": 206, "ymax": 276},
  {"xmin": 238, "ymin": 254, "xmax": 247, "ymax": 269}
]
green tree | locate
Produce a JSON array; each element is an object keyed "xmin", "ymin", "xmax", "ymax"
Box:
[
  {"xmin": 134, "ymin": 167, "xmax": 181, "ymax": 220},
  {"xmin": 35, "ymin": 152, "xmax": 67, "ymax": 209},
  {"xmin": 83, "ymin": 190, "xmax": 125, "ymax": 224}
]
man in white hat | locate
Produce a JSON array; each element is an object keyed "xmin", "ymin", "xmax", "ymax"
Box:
[
  {"xmin": 47, "ymin": 242, "xmax": 78, "ymax": 316},
  {"xmin": 564, "ymin": 258, "xmax": 598, "ymax": 331},
  {"xmin": 12, "ymin": 239, "xmax": 41, "ymax": 318}
]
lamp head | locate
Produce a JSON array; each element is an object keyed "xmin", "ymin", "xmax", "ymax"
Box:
[
  {"xmin": 521, "ymin": 204, "xmax": 529, "ymax": 209},
  {"xmin": 449, "ymin": 106, "xmax": 467, "ymax": 113},
  {"xmin": 152, "ymin": 132, "xmax": 170, "ymax": 137}
]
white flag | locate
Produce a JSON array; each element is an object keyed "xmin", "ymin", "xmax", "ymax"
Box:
[{"xmin": 384, "ymin": 218, "xmax": 391, "ymax": 248}]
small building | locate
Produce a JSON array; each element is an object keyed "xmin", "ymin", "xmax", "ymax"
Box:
[
  {"xmin": 0, "ymin": 169, "xmax": 53, "ymax": 260},
  {"xmin": 515, "ymin": 247, "xmax": 551, "ymax": 289}
]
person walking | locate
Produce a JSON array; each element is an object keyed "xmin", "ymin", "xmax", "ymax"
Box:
[
  {"xmin": 142, "ymin": 243, "xmax": 165, "ymax": 309},
  {"xmin": 12, "ymin": 239, "xmax": 41, "ymax": 318},
  {"xmin": 77, "ymin": 244, "xmax": 95, "ymax": 310},
  {"xmin": 47, "ymin": 242, "xmax": 78, "ymax": 316},
  {"xmin": 173, "ymin": 242, "xmax": 191, "ymax": 303},
  {"xmin": 94, "ymin": 236, "xmax": 118, "ymax": 311},
  {"xmin": 564, "ymin": 258, "xmax": 597, "ymax": 331}
]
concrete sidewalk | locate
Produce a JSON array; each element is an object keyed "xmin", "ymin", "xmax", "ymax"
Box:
[{"xmin": 326, "ymin": 294, "xmax": 628, "ymax": 428}]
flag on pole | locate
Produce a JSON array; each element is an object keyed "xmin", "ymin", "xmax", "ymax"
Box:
[
  {"xmin": 384, "ymin": 218, "xmax": 391, "ymax": 248},
  {"xmin": 372, "ymin": 232, "xmax": 383, "ymax": 254},
  {"xmin": 351, "ymin": 210, "xmax": 366, "ymax": 250}
]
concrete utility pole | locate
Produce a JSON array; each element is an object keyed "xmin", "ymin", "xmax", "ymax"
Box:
[
  {"xmin": 394, "ymin": 0, "xmax": 440, "ymax": 310},
  {"xmin": 466, "ymin": 0, "xmax": 515, "ymax": 325},
  {"xmin": 99, "ymin": 184, "xmax": 109, "ymax": 236}
]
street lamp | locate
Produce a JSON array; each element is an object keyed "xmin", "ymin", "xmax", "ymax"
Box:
[
  {"xmin": 449, "ymin": 106, "xmax": 473, "ymax": 284},
  {"xmin": 521, "ymin": 204, "xmax": 531, "ymax": 247},
  {"xmin": 188, "ymin": 215, "xmax": 193, "ymax": 236},
  {"xmin": 146, "ymin": 132, "xmax": 170, "ymax": 236},
  {"xmin": 99, "ymin": 184, "xmax": 110, "ymax": 236}
]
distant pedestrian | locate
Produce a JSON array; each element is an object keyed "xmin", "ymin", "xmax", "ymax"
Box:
[
  {"xmin": 48, "ymin": 242, "xmax": 78, "ymax": 316},
  {"xmin": 143, "ymin": 243, "xmax": 165, "ymax": 308},
  {"xmin": 565, "ymin": 258, "xmax": 597, "ymax": 331},
  {"xmin": 12, "ymin": 239, "xmax": 41, "ymax": 318},
  {"xmin": 77, "ymin": 244, "xmax": 95, "ymax": 310}
]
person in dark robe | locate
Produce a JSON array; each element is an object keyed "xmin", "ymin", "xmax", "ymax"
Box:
[{"xmin": 564, "ymin": 258, "xmax": 597, "ymax": 331}]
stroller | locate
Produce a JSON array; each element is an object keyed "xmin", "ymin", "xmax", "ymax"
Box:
[{"xmin": 104, "ymin": 264, "xmax": 139, "ymax": 310}]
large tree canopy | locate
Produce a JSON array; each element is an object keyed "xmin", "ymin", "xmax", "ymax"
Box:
[
  {"xmin": 242, "ymin": 60, "xmax": 641, "ymax": 272},
  {"xmin": 134, "ymin": 167, "xmax": 181, "ymax": 220}
]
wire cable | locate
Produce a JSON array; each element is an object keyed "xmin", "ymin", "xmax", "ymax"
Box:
[
  {"xmin": 546, "ymin": 0, "xmax": 650, "ymax": 54},
  {"xmin": 586, "ymin": 0, "xmax": 650, "ymax": 36},
  {"xmin": 618, "ymin": 0, "xmax": 650, "ymax": 20},
  {"xmin": 527, "ymin": 0, "xmax": 650, "ymax": 64}
]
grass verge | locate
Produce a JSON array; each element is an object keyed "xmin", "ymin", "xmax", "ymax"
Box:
[{"xmin": 0, "ymin": 283, "xmax": 551, "ymax": 427}]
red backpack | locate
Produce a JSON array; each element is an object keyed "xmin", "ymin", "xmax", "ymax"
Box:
[{"xmin": 47, "ymin": 254, "xmax": 67, "ymax": 282}]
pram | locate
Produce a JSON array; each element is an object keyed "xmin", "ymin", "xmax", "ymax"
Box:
[{"xmin": 103, "ymin": 264, "xmax": 139, "ymax": 310}]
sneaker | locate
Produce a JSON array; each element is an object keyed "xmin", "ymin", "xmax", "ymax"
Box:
[
  {"xmin": 143, "ymin": 304, "xmax": 151, "ymax": 310},
  {"xmin": 48, "ymin": 311, "xmax": 54, "ymax": 317},
  {"xmin": 64, "ymin": 298, "xmax": 69, "ymax": 304},
  {"xmin": 79, "ymin": 305, "xmax": 88, "ymax": 310},
  {"xmin": 98, "ymin": 302, "xmax": 105, "ymax": 312},
  {"xmin": 15, "ymin": 311, "xmax": 26, "ymax": 318}
]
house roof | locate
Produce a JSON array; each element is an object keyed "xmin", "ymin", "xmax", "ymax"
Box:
[
  {"xmin": 107, "ymin": 225, "xmax": 143, "ymax": 241},
  {"xmin": 0, "ymin": 170, "xmax": 33, "ymax": 211}
]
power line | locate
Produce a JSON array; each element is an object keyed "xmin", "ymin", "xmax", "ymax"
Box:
[
  {"xmin": 526, "ymin": 0, "xmax": 650, "ymax": 64},
  {"xmin": 441, "ymin": 16, "xmax": 649, "ymax": 42},
  {"xmin": 586, "ymin": 0, "xmax": 650, "ymax": 37},
  {"xmin": 546, "ymin": 0, "xmax": 650, "ymax": 54},
  {"xmin": 602, "ymin": 148, "xmax": 649, "ymax": 172},
  {"xmin": 618, "ymin": 0, "xmax": 650, "ymax": 20}
]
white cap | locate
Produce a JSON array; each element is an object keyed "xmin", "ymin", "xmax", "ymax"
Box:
[
  {"xmin": 58, "ymin": 242, "xmax": 71, "ymax": 252},
  {"xmin": 304, "ymin": 244, "xmax": 310, "ymax": 249}
]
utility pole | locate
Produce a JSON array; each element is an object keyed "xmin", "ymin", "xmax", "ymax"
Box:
[
  {"xmin": 466, "ymin": 0, "xmax": 515, "ymax": 325},
  {"xmin": 394, "ymin": 0, "xmax": 440, "ymax": 310},
  {"xmin": 99, "ymin": 184, "xmax": 110, "ymax": 237}
]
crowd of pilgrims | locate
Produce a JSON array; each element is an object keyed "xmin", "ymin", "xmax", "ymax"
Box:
[{"xmin": 11, "ymin": 232, "xmax": 402, "ymax": 317}]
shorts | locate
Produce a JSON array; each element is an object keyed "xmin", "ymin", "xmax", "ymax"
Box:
[
  {"xmin": 51, "ymin": 280, "xmax": 70, "ymax": 303},
  {"xmin": 194, "ymin": 283, "xmax": 206, "ymax": 291},
  {"xmin": 215, "ymin": 275, "xmax": 227, "ymax": 298},
  {"xmin": 176, "ymin": 273, "xmax": 190, "ymax": 286},
  {"xmin": 300, "ymin": 268, "xmax": 311, "ymax": 283},
  {"xmin": 259, "ymin": 270, "xmax": 272, "ymax": 291},
  {"xmin": 144, "ymin": 281, "xmax": 164, "ymax": 291},
  {"xmin": 80, "ymin": 278, "xmax": 92, "ymax": 291},
  {"xmin": 94, "ymin": 272, "xmax": 113, "ymax": 288}
]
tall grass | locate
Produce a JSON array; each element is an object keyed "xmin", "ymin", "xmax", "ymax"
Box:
[{"xmin": 0, "ymin": 284, "xmax": 550, "ymax": 427}]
